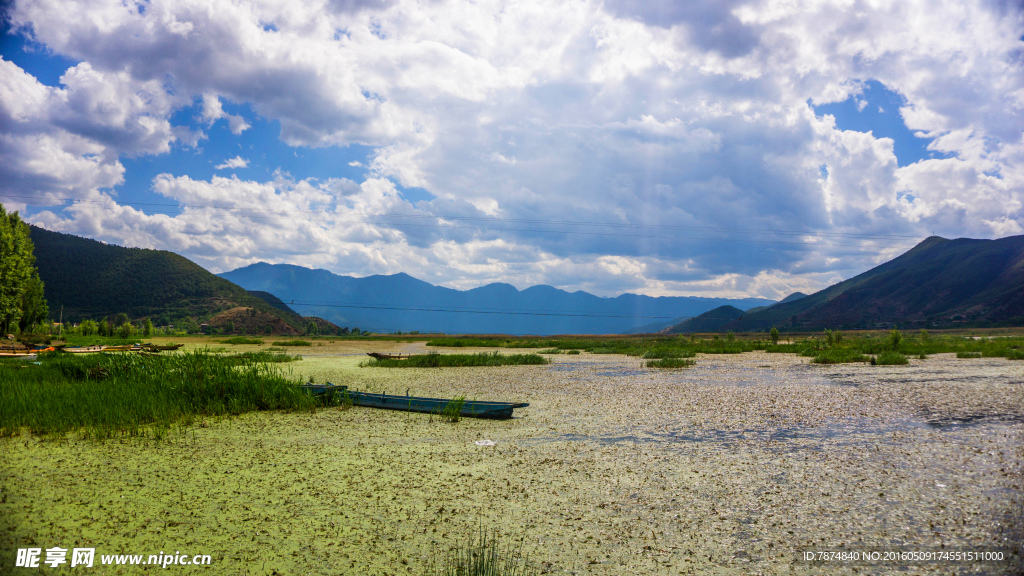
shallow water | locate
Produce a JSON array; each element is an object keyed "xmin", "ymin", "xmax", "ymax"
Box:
[{"xmin": 2, "ymin": 343, "xmax": 1022, "ymax": 575}]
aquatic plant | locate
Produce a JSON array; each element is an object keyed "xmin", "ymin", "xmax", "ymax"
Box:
[
  {"xmin": 646, "ymin": 358, "xmax": 696, "ymax": 368},
  {"xmin": 362, "ymin": 352, "xmax": 549, "ymax": 368},
  {"xmin": 0, "ymin": 350, "xmax": 317, "ymax": 439},
  {"xmin": 439, "ymin": 396, "xmax": 466, "ymax": 423},
  {"xmin": 432, "ymin": 529, "xmax": 530, "ymax": 576}
]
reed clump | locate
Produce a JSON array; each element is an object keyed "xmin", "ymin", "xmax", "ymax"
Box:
[
  {"xmin": 646, "ymin": 358, "xmax": 696, "ymax": 368},
  {"xmin": 432, "ymin": 529, "xmax": 530, "ymax": 576},
  {"xmin": 0, "ymin": 350, "xmax": 316, "ymax": 439},
  {"xmin": 361, "ymin": 352, "xmax": 548, "ymax": 368}
]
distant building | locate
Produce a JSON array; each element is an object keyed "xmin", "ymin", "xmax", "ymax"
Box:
[{"xmin": 199, "ymin": 323, "xmax": 209, "ymax": 334}]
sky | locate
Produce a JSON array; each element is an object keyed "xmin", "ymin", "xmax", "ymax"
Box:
[{"xmin": 0, "ymin": 0, "xmax": 1022, "ymax": 300}]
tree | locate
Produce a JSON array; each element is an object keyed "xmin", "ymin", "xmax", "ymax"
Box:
[
  {"xmin": 143, "ymin": 318, "xmax": 153, "ymax": 337},
  {"xmin": 18, "ymin": 274, "xmax": 48, "ymax": 333},
  {"xmin": 98, "ymin": 320, "xmax": 110, "ymax": 336},
  {"xmin": 116, "ymin": 322, "xmax": 134, "ymax": 339},
  {"xmin": 79, "ymin": 320, "xmax": 98, "ymax": 336},
  {"xmin": 0, "ymin": 205, "xmax": 48, "ymax": 334},
  {"xmin": 113, "ymin": 313, "xmax": 130, "ymax": 327},
  {"xmin": 264, "ymin": 325, "xmax": 273, "ymax": 335},
  {"xmin": 770, "ymin": 327, "xmax": 779, "ymax": 345},
  {"xmin": 225, "ymin": 320, "xmax": 235, "ymax": 333},
  {"xmin": 306, "ymin": 320, "xmax": 319, "ymax": 336}
]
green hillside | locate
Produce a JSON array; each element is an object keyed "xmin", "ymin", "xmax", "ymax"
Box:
[
  {"xmin": 715, "ymin": 235, "xmax": 1024, "ymax": 331},
  {"xmin": 666, "ymin": 305, "xmax": 745, "ymax": 333},
  {"xmin": 29, "ymin": 226, "xmax": 303, "ymax": 329}
]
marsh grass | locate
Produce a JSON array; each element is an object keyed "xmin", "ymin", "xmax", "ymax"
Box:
[
  {"xmin": 361, "ymin": 352, "xmax": 548, "ymax": 368},
  {"xmin": 432, "ymin": 529, "xmax": 530, "ymax": 576},
  {"xmin": 646, "ymin": 358, "xmax": 696, "ymax": 368},
  {"xmin": 810, "ymin": 349, "xmax": 871, "ymax": 364},
  {"xmin": 220, "ymin": 337, "xmax": 263, "ymax": 345},
  {"xmin": 222, "ymin": 351, "xmax": 300, "ymax": 364},
  {"xmin": 428, "ymin": 334, "xmax": 1024, "ymax": 362},
  {"xmin": 439, "ymin": 396, "xmax": 466, "ymax": 423},
  {"xmin": 956, "ymin": 351, "xmax": 982, "ymax": 359},
  {"xmin": 0, "ymin": 351, "xmax": 317, "ymax": 439},
  {"xmin": 272, "ymin": 340, "xmax": 312, "ymax": 346}
]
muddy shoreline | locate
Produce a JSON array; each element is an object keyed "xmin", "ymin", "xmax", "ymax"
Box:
[{"xmin": 2, "ymin": 342, "xmax": 1022, "ymax": 574}]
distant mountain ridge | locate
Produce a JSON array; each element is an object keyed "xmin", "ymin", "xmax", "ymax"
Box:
[
  {"xmin": 28, "ymin": 226, "xmax": 303, "ymax": 331},
  {"xmin": 218, "ymin": 263, "xmax": 776, "ymax": 335},
  {"xmin": 664, "ymin": 235, "xmax": 1024, "ymax": 333}
]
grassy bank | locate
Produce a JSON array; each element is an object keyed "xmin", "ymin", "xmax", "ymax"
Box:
[
  {"xmin": 0, "ymin": 351, "xmax": 319, "ymax": 439},
  {"xmin": 427, "ymin": 333, "xmax": 1024, "ymax": 364},
  {"xmin": 361, "ymin": 352, "xmax": 549, "ymax": 368}
]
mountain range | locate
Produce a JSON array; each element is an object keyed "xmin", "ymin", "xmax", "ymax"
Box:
[
  {"xmin": 27, "ymin": 224, "xmax": 1024, "ymax": 334},
  {"xmin": 665, "ymin": 235, "xmax": 1024, "ymax": 333},
  {"xmin": 28, "ymin": 226, "xmax": 304, "ymax": 332},
  {"xmin": 218, "ymin": 263, "xmax": 775, "ymax": 335}
]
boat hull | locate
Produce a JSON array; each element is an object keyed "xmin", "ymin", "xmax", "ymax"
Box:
[{"xmin": 297, "ymin": 384, "xmax": 528, "ymax": 419}]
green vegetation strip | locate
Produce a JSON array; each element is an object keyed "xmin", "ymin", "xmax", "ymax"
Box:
[
  {"xmin": 272, "ymin": 340, "xmax": 312, "ymax": 346},
  {"xmin": 428, "ymin": 332, "xmax": 1024, "ymax": 363},
  {"xmin": 0, "ymin": 351, "xmax": 320, "ymax": 439},
  {"xmin": 221, "ymin": 337, "xmax": 264, "ymax": 345},
  {"xmin": 646, "ymin": 358, "xmax": 696, "ymax": 368},
  {"xmin": 361, "ymin": 352, "xmax": 549, "ymax": 368}
]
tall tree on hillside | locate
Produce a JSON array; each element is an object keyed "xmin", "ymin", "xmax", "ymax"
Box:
[{"xmin": 0, "ymin": 205, "xmax": 48, "ymax": 334}]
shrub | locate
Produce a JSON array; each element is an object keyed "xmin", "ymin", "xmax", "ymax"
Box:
[
  {"xmin": 646, "ymin": 358, "xmax": 696, "ymax": 368},
  {"xmin": 769, "ymin": 327, "xmax": 779, "ymax": 345},
  {"xmin": 1006, "ymin": 349, "xmax": 1024, "ymax": 360},
  {"xmin": 889, "ymin": 329, "xmax": 903, "ymax": 350},
  {"xmin": 876, "ymin": 351, "xmax": 908, "ymax": 365}
]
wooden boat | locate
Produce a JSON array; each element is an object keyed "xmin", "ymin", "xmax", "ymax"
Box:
[
  {"xmin": 0, "ymin": 353, "xmax": 36, "ymax": 361},
  {"xmin": 143, "ymin": 343, "xmax": 184, "ymax": 351},
  {"xmin": 366, "ymin": 352, "xmax": 418, "ymax": 360},
  {"xmin": 297, "ymin": 383, "xmax": 528, "ymax": 419},
  {"xmin": 64, "ymin": 346, "xmax": 104, "ymax": 354}
]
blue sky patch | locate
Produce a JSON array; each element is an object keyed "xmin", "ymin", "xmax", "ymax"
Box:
[{"xmin": 813, "ymin": 80, "xmax": 951, "ymax": 167}]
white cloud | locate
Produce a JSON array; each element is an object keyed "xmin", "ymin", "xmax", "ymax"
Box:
[
  {"xmin": 215, "ymin": 156, "xmax": 249, "ymax": 170},
  {"xmin": 200, "ymin": 94, "xmax": 251, "ymax": 134},
  {"xmin": 4, "ymin": 0, "xmax": 1023, "ymax": 298}
]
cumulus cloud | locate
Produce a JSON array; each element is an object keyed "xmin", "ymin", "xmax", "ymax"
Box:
[
  {"xmin": 4, "ymin": 0, "xmax": 1023, "ymax": 297},
  {"xmin": 215, "ymin": 156, "xmax": 249, "ymax": 170},
  {"xmin": 200, "ymin": 94, "xmax": 251, "ymax": 134}
]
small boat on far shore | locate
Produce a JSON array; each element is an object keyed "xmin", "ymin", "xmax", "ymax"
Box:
[
  {"xmin": 297, "ymin": 383, "xmax": 528, "ymax": 419},
  {"xmin": 366, "ymin": 352, "xmax": 419, "ymax": 360}
]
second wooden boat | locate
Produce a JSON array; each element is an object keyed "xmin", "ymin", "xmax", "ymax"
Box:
[{"xmin": 297, "ymin": 384, "xmax": 528, "ymax": 419}]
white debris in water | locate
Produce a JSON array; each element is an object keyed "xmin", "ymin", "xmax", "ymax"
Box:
[{"xmin": 474, "ymin": 439, "xmax": 497, "ymax": 446}]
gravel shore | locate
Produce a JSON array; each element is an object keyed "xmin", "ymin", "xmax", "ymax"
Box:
[{"xmin": 2, "ymin": 342, "xmax": 1021, "ymax": 574}]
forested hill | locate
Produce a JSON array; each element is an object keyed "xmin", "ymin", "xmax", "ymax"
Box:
[
  {"xmin": 705, "ymin": 234, "xmax": 1024, "ymax": 332},
  {"xmin": 29, "ymin": 226, "xmax": 302, "ymax": 329},
  {"xmin": 219, "ymin": 263, "xmax": 775, "ymax": 335}
]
